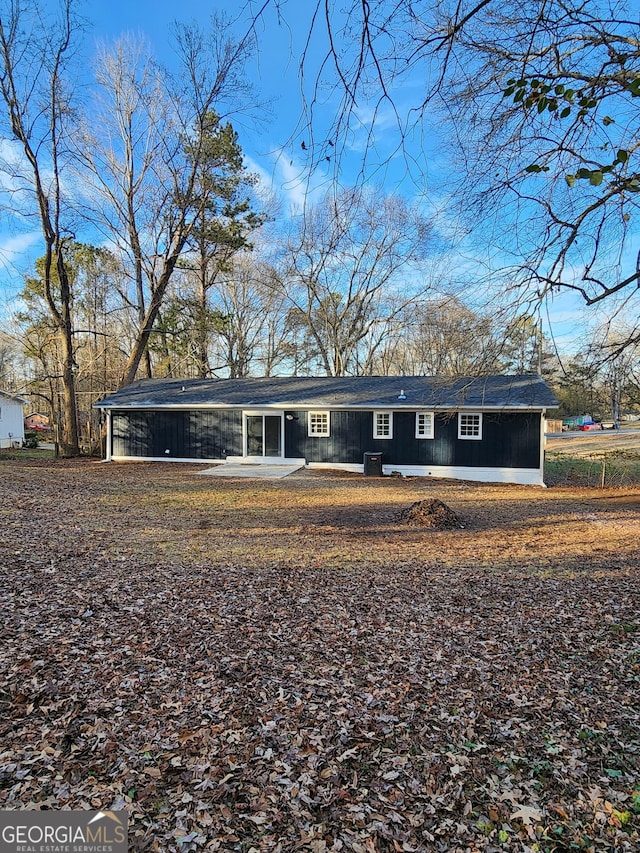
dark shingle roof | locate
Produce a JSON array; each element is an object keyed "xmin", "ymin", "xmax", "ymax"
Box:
[{"xmin": 96, "ymin": 375, "xmax": 558, "ymax": 410}]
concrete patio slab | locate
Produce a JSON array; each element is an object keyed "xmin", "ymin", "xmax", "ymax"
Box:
[{"xmin": 197, "ymin": 462, "xmax": 304, "ymax": 479}]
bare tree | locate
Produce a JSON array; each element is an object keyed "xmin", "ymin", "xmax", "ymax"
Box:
[
  {"xmin": 370, "ymin": 296, "xmax": 500, "ymax": 376},
  {"xmin": 251, "ymin": 1, "xmax": 640, "ymax": 341},
  {"xmin": 160, "ymin": 254, "xmax": 291, "ymax": 378},
  {"xmin": 208, "ymin": 257, "xmax": 291, "ymax": 377},
  {"xmin": 425, "ymin": 1, "xmax": 640, "ymax": 317},
  {"xmin": 0, "ymin": 0, "xmax": 82, "ymax": 453},
  {"xmin": 280, "ymin": 187, "xmax": 432, "ymax": 376},
  {"xmin": 0, "ymin": 330, "xmax": 16, "ymax": 386},
  {"xmin": 77, "ymin": 35, "xmax": 165, "ymax": 381},
  {"xmin": 586, "ymin": 323, "xmax": 639, "ymax": 420},
  {"xmin": 75, "ymin": 19, "xmax": 257, "ymax": 387}
]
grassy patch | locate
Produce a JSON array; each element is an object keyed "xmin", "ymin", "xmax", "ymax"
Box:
[
  {"xmin": 0, "ymin": 446, "xmax": 56, "ymax": 460},
  {"xmin": 546, "ymin": 451, "xmax": 640, "ymax": 487}
]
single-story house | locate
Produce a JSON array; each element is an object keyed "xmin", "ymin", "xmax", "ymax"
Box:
[
  {"xmin": 95, "ymin": 374, "xmax": 558, "ymax": 485},
  {"xmin": 0, "ymin": 390, "xmax": 28, "ymax": 448},
  {"xmin": 24, "ymin": 412, "xmax": 51, "ymax": 432}
]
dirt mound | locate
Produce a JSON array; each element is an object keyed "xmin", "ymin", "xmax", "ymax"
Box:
[{"xmin": 399, "ymin": 498, "xmax": 463, "ymax": 529}]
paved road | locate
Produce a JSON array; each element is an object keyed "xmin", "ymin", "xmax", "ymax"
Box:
[{"xmin": 547, "ymin": 428, "xmax": 636, "ymax": 438}]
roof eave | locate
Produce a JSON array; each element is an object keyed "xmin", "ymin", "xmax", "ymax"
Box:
[{"xmin": 96, "ymin": 401, "xmax": 553, "ymax": 411}]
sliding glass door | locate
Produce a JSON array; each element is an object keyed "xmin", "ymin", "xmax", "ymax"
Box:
[{"xmin": 244, "ymin": 413, "xmax": 282, "ymax": 458}]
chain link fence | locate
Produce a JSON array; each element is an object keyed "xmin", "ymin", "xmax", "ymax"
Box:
[{"xmin": 545, "ymin": 451, "xmax": 640, "ymax": 487}]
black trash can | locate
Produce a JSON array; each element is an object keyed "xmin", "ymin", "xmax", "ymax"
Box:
[{"xmin": 363, "ymin": 451, "xmax": 383, "ymax": 476}]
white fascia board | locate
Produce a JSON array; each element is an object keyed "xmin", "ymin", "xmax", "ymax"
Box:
[{"xmin": 97, "ymin": 402, "xmax": 548, "ymax": 412}]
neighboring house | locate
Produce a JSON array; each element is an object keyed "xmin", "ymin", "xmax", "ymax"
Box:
[
  {"xmin": 24, "ymin": 412, "xmax": 51, "ymax": 432},
  {"xmin": 96, "ymin": 374, "xmax": 558, "ymax": 485},
  {"xmin": 0, "ymin": 390, "xmax": 28, "ymax": 448}
]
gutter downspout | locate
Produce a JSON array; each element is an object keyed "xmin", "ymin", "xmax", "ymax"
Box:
[
  {"xmin": 105, "ymin": 409, "xmax": 112, "ymax": 462},
  {"xmin": 540, "ymin": 408, "xmax": 547, "ymax": 487}
]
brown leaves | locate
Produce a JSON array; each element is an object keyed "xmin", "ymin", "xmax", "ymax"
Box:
[
  {"xmin": 0, "ymin": 459, "xmax": 639, "ymax": 850},
  {"xmin": 509, "ymin": 804, "xmax": 543, "ymax": 825}
]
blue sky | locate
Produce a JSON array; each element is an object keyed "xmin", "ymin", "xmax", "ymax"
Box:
[
  {"xmin": 0, "ymin": 0, "xmax": 451, "ymax": 292},
  {"xmin": 0, "ymin": 1, "xmax": 322, "ymax": 310},
  {"xmin": 86, "ymin": 1, "xmax": 318, "ymax": 194},
  {"xmin": 0, "ymin": 0, "xmax": 618, "ymax": 357},
  {"xmin": 81, "ymin": 0, "xmax": 460, "ymax": 217}
]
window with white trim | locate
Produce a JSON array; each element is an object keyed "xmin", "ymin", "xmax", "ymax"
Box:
[
  {"xmin": 458, "ymin": 412, "xmax": 482, "ymax": 440},
  {"xmin": 374, "ymin": 411, "xmax": 393, "ymax": 439},
  {"xmin": 308, "ymin": 411, "xmax": 330, "ymax": 437},
  {"xmin": 415, "ymin": 411, "xmax": 434, "ymax": 439}
]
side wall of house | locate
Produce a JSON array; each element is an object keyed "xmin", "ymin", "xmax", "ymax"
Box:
[
  {"xmin": 0, "ymin": 399, "xmax": 25, "ymax": 446},
  {"xmin": 285, "ymin": 410, "xmax": 542, "ymax": 470},
  {"xmin": 111, "ymin": 410, "xmax": 242, "ymax": 459}
]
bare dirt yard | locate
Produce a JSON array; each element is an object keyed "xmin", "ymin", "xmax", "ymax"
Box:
[{"xmin": 1, "ymin": 458, "xmax": 639, "ymax": 852}]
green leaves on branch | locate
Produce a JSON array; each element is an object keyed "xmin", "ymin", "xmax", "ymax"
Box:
[
  {"xmin": 505, "ymin": 70, "xmax": 637, "ymax": 193},
  {"xmin": 504, "ymin": 78, "xmax": 608, "ymax": 121},
  {"xmin": 524, "ymin": 163, "xmax": 549, "ymax": 174},
  {"xmin": 507, "ymin": 69, "xmax": 637, "ymax": 190},
  {"xmin": 627, "ymin": 78, "xmax": 640, "ymax": 97},
  {"xmin": 565, "ymin": 169, "xmax": 602, "ymax": 187},
  {"xmin": 565, "ymin": 150, "xmax": 633, "ymax": 188},
  {"xmin": 503, "ymin": 78, "xmax": 578, "ymax": 117},
  {"xmin": 510, "ymin": 69, "xmax": 638, "ymax": 197}
]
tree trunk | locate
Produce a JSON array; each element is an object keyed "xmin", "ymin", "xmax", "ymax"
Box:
[
  {"xmin": 118, "ymin": 255, "xmax": 182, "ymax": 387},
  {"xmin": 57, "ymin": 255, "xmax": 80, "ymax": 455},
  {"xmin": 197, "ymin": 263, "xmax": 210, "ymax": 378},
  {"xmin": 59, "ymin": 348, "xmax": 79, "ymax": 454}
]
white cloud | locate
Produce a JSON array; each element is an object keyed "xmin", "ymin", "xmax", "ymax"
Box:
[
  {"xmin": 242, "ymin": 154, "xmax": 276, "ymax": 201},
  {"xmin": 246, "ymin": 148, "xmax": 329, "ymax": 217},
  {"xmin": 0, "ymin": 231, "xmax": 41, "ymax": 271},
  {"xmin": 0, "ymin": 232, "xmax": 41, "ymax": 322},
  {"xmin": 0, "ymin": 139, "xmax": 27, "ymax": 186}
]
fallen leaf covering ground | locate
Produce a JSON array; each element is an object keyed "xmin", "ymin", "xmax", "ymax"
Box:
[{"xmin": 1, "ymin": 458, "xmax": 639, "ymax": 853}]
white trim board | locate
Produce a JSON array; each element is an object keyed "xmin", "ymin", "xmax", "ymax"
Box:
[
  {"xmin": 226, "ymin": 456, "xmax": 306, "ymax": 466},
  {"xmin": 109, "ymin": 456, "xmax": 226, "ymax": 464},
  {"xmin": 108, "ymin": 455, "xmax": 306, "ymax": 466},
  {"xmin": 308, "ymin": 462, "xmax": 545, "ymax": 486}
]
